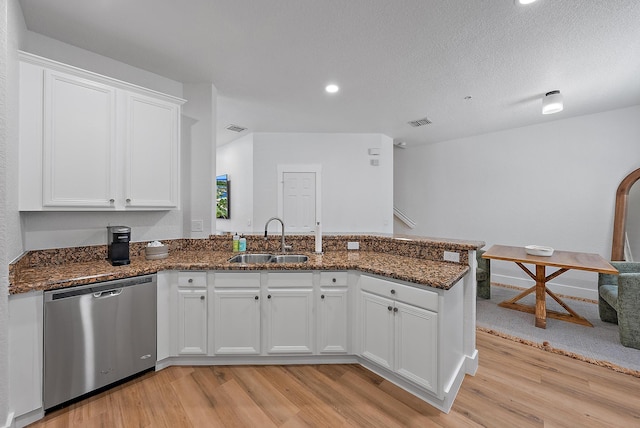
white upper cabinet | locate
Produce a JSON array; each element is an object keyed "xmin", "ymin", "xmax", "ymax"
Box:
[
  {"xmin": 42, "ymin": 69, "xmax": 117, "ymax": 207},
  {"xmin": 19, "ymin": 52, "xmax": 185, "ymax": 211},
  {"xmin": 124, "ymin": 92, "xmax": 180, "ymax": 208}
]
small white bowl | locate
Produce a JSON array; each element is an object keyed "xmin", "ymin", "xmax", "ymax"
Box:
[
  {"xmin": 145, "ymin": 245, "xmax": 169, "ymax": 260},
  {"xmin": 525, "ymin": 245, "xmax": 554, "ymax": 257}
]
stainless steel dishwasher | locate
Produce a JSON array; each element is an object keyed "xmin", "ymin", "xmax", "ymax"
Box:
[{"xmin": 43, "ymin": 275, "xmax": 157, "ymax": 410}]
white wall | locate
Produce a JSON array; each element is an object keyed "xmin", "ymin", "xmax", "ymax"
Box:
[
  {"xmin": 394, "ymin": 105, "xmax": 640, "ymax": 299},
  {"xmin": 182, "ymin": 83, "xmax": 216, "ymax": 239},
  {"xmin": 216, "ymin": 133, "xmax": 254, "ymax": 234},
  {"xmin": 23, "ymin": 31, "xmax": 183, "ymax": 99},
  {"xmin": 1, "ymin": 0, "xmax": 27, "ymax": 423},
  {"xmin": 252, "ymin": 133, "xmax": 393, "ymax": 234}
]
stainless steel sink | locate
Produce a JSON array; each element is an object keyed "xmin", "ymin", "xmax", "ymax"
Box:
[
  {"xmin": 228, "ymin": 253, "xmax": 309, "ymax": 264},
  {"xmin": 271, "ymin": 254, "xmax": 309, "ymax": 263},
  {"xmin": 228, "ymin": 253, "xmax": 273, "ymax": 264}
]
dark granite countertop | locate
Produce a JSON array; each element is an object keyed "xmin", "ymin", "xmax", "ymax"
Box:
[{"xmin": 9, "ymin": 235, "xmax": 484, "ymax": 294}]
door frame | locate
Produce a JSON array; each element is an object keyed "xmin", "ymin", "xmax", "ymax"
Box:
[{"xmin": 277, "ymin": 164, "xmax": 322, "ymax": 231}]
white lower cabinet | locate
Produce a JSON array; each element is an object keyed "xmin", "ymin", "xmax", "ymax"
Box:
[
  {"xmin": 359, "ymin": 275, "xmax": 439, "ymax": 394},
  {"xmin": 9, "ymin": 292, "xmax": 44, "ymax": 420},
  {"xmin": 360, "ymin": 291, "xmax": 395, "ymax": 370},
  {"xmin": 394, "ymin": 301, "xmax": 438, "ymax": 392},
  {"xmin": 177, "ymin": 288, "xmax": 208, "ymax": 355},
  {"xmin": 176, "ymin": 271, "xmax": 208, "ymax": 355},
  {"xmin": 265, "ymin": 272, "xmax": 314, "ymax": 354},
  {"xmin": 212, "ymin": 272, "xmax": 261, "ymax": 355},
  {"xmin": 317, "ymin": 272, "xmax": 349, "ymax": 354}
]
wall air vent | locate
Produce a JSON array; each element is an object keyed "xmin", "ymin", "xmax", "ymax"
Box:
[
  {"xmin": 407, "ymin": 117, "xmax": 432, "ymax": 127},
  {"xmin": 225, "ymin": 124, "xmax": 247, "ymax": 132}
]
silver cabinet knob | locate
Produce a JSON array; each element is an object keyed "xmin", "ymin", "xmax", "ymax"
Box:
[
  {"xmin": 390, "ymin": 289, "xmax": 396, "ymax": 295},
  {"xmin": 126, "ymin": 198, "xmax": 131, "ymax": 203},
  {"xmin": 188, "ymin": 278, "xmax": 193, "ymax": 283},
  {"xmin": 200, "ymin": 295, "xmax": 205, "ymax": 300},
  {"xmin": 109, "ymin": 199, "xmax": 115, "ymax": 203}
]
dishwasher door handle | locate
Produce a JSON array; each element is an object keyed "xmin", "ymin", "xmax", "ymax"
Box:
[{"xmin": 93, "ymin": 288, "xmax": 124, "ymax": 298}]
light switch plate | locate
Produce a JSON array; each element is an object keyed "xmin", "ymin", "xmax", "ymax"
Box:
[
  {"xmin": 443, "ymin": 251, "xmax": 460, "ymax": 262},
  {"xmin": 347, "ymin": 241, "xmax": 360, "ymax": 250},
  {"xmin": 191, "ymin": 220, "xmax": 203, "ymax": 232}
]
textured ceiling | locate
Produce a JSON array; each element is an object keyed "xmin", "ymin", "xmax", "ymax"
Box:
[{"xmin": 18, "ymin": 0, "xmax": 640, "ymax": 146}]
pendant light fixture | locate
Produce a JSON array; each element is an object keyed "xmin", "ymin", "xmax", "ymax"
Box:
[{"xmin": 542, "ymin": 90, "xmax": 563, "ymax": 115}]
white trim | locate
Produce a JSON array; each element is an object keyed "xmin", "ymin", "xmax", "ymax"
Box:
[
  {"xmin": 276, "ymin": 164, "xmax": 322, "ymax": 231},
  {"xmin": 18, "ymin": 51, "xmax": 185, "ymax": 105},
  {"xmin": 393, "ymin": 206, "xmax": 416, "ymax": 229},
  {"xmin": 2, "ymin": 412, "xmax": 14, "ymax": 428}
]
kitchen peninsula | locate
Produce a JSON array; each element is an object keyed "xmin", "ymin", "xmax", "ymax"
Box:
[{"xmin": 9, "ymin": 234, "xmax": 483, "ymax": 425}]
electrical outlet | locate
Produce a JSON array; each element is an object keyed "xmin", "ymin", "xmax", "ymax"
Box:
[
  {"xmin": 191, "ymin": 220, "xmax": 203, "ymax": 232},
  {"xmin": 443, "ymin": 251, "xmax": 460, "ymax": 262},
  {"xmin": 347, "ymin": 241, "xmax": 360, "ymax": 250}
]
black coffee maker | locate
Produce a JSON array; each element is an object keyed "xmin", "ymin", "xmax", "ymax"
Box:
[{"xmin": 107, "ymin": 226, "xmax": 131, "ymax": 266}]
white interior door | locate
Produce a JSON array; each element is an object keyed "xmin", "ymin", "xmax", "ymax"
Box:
[{"xmin": 283, "ymin": 172, "xmax": 316, "ymax": 233}]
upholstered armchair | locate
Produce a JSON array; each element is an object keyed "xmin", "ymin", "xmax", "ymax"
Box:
[
  {"xmin": 598, "ymin": 261, "xmax": 640, "ymax": 349},
  {"xmin": 477, "ymin": 249, "xmax": 491, "ymax": 299}
]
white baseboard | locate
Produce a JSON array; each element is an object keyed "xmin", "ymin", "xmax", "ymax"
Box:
[
  {"xmin": 492, "ymin": 273, "xmax": 598, "ymax": 300},
  {"xmin": 2, "ymin": 412, "xmax": 14, "ymax": 428}
]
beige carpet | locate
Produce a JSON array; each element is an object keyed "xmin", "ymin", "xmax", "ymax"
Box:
[{"xmin": 476, "ymin": 284, "xmax": 640, "ymax": 378}]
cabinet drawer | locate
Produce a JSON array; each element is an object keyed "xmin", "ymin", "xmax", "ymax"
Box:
[
  {"xmin": 359, "ymin": 275, "xmax": 438, "ymax": 312},
  {"xmin": 320, "ymin": 271, "xmax": 348, "ymax": 286},
  {"xmin": 214, "ymin": 272, "xmax": 261, "ymax": 288},
  {"xmin": 267, "ymin": 272, "xmax": 313, "ymax": 287},
  {"xmin": 178, "ymin": 271, "xmax": 207, "ymax": 288}
]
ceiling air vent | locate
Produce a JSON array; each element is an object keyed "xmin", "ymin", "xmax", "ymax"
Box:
[
  {"xmin": 407, "ymin": 117, "xmax": 432, "ymax": 127},
  {"xmin": 225, "ymin": 124, "xmax": 247, "ymax": 132}
]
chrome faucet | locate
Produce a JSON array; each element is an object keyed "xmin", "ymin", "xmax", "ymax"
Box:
[{"xmin": 264, "ymin": 217, "xmax": 291, "ymax": 253}]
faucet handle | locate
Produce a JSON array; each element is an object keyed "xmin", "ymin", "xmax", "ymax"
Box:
[{"xmin": 284, "ymin": 245, "xmax": 293, "ymax": 252}]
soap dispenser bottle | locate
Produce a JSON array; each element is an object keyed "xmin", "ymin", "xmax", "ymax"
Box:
[
  {"xmin": 233, "ymin": 233, "xmax": 239, "ymax": 252},
  {"xmin": 239, "ymin": 235, "xmax": 247, "ymax": 252}
]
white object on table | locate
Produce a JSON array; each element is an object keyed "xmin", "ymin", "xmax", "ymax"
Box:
[{"xmin": 525, "ymin": 245, "xmax": 554, "ymax": 257}]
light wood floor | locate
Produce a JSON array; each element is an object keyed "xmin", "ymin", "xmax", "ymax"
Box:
[{"xmin": 30, "ymin": 331, "xmax": 640, "ymax": 427}]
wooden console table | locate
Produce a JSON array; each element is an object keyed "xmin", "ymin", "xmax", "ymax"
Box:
[{"xmin": 482, "ymin": 245, "xmax": 618, "ymax": 328}]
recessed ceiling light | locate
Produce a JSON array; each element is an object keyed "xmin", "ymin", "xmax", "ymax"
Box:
[
  {"xmin": 516, "ymin": 0, "xmax": 538, "ymax": 5},
  {"xmin": 542, "ymin": 90, "xmax": 563, "ymax": 115},
  {"xmin": 325, "ymin": 84, "xmax": 339, "ymax": 94}
]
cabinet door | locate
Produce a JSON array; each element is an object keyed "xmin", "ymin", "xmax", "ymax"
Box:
[
  {"xmin": 177, "ymin": 289, "xmax": 207, "ymax": 355},
  {"xmin": 394, "ymin": 302, "xmax": 438, "ymax": 393},
  {"xmin": 43, "ymin": 70, "xmax": 116, "ymax": 207},
  {"xmin": 359, "ymin": 290, "xmax": 394, "ymax": 370},
  {"xmin": 9, "ymin": 292, "xmax": 44, "ymax": 416},
  {"xmin": 265, "ymin": 288, "xmax": 314, "ymax": 354},
  {"xmin": 318, "ymin": 287, "xmax": 348, "ymax": 354},
  {"xmin": 124, "ymin": 92, "xmax": 179, "ymax": 208},
  {"xmin": 213, "ymin": 289, "xmax": 261, "ymax": 355}
]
